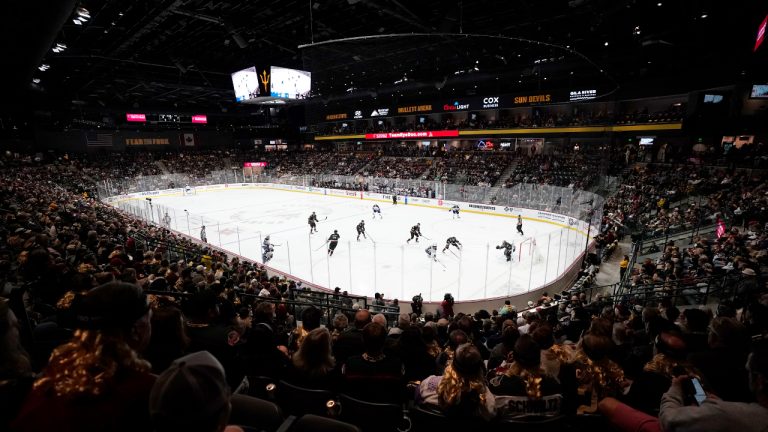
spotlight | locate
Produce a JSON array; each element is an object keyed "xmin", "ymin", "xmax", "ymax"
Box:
[
  {"xmin": 73, "ymin": 18, "xmax": 83, "ymax": 25},
  {"xmin": 604, "ymin": 41, "xmax": 609, "ymax": 46},
  {"xmin": 32, "ymin": 78, "xmax": 41, "ymax": 84},
  {"xmin": 38, "ymin": 64, "xmax": 50, "ymax": 71},
  {"xmin": 700, "ymin": 13, "xmax": 707, "ymax": 18},
  {"xmin": 657, "ymin": 2, "xmax": 662, "ymax": 6}
]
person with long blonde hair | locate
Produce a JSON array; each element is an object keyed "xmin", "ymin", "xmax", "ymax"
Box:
[
  {"xmin": 12, "ymin": 282, "xmax": 155, "ymax": 432},
  {"xmin": 416, "ymin": 343, "xmax": 496, "ymax": 421}
]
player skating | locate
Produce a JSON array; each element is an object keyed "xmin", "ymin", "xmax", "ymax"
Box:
[
  {"xmin": 308, "ymin": 211, "xmax": 319, "ymax": 234},
  {"xmin": 200, "ymin": 225, "xmax": 207, "ymax": 243},
  {"xmin": 450, "ymin": 205, "xmax": 461, "ymax": 219},
  {"xmin": 442, "ymin": 236, "xmax": 462, "ymax": 254},
  {"xmin": 372, "ymin": 204, "xmax": 382, "ymax": 219},
  {"xmin": 326, "ymin": 230, "xmax": 341, "ymax": 256},
  {"xmin": 425, "ymin": 243, "xmax": 447, "ymax": 270},
  {"xmin": 496, "ymin": 240, "xmax": 516, "ymax": 262},
  {"xmin": 262, "ymin": 235, "xmax": 275, "ymax": 263},
  {"xmin": 517, "ymin": 215, "xmax": 525, "ymax": 236},
  {"xmin": 356, "ymin": 220, "xmax": 367, "ymax": 241},
  {"xmin": 406, "ymin": 223, "xmax": 423, "ymax": 243},
  {"xmin": 425, "ymin": 243, "xmax": 438, "ymax": 261},
  {"xmin": 392, "ymin": 194, "xmax": 397, "ymax": 205}
]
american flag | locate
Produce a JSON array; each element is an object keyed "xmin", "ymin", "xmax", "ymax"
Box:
[
  {"xmin": 85, "ymin": 132, "xmax": 113, "ymax": 147},
  {"xmin": 716, "ymin": 218, "xmax": 726, "ymax": 238}
]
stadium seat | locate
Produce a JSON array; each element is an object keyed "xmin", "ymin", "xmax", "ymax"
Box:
[
  {"xmin": 230, "ymin": 394, "xmax": 284, "ymax": 432},
  {"xmin": 282, "ymin": 414, "xmax": 361, "ymax": 432},
  {"xmin": 337, "ymin": 393, "xmax": 408, "ymax": 432},
  {"xmin": 246, "ymin": 375, "xmax": 277, "ymax": 400},
  {"xmin": 276, "ymin": 380, "xmax": 335, "ymax": 417},
  {"xmin": 497, "ymin": 414, "xmax": 566, "ymax": 432}
]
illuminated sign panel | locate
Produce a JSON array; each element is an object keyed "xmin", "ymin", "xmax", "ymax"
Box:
[
  {"xmin": 397, "ymin": 104, "xmax": 432, "ymax": 114},
  {"xmin": 126, "ymin": 113, "xmax": 146, "ymax": 122},
  {"xmin": 569, "ymin": 90, "xmax": 597, "ymax": 101},
  {"xmin": 365, "ymin": 130, "xmax": 459, "ymax": 139},
  {"xmin": 482, "ymin": 96, "xmax": 500, "ymax": 108},
  {"xmin": 513, "ymin": 94, "xmax": 552, "ymax": 104},
  {"xmin": 243, "ymin": 162, "xmax": 268, "ymax": 167},
  {"xmin": 325, "ymin": 113, "xmax": 348, "ymax": 120},
  {"xmin": 191, "ymin": 115, "xmax": 208, "ymax": 124},
  {"xmin": 443, "ymin": 101, "xmax": 470, "ymax": 111},
  {"xmin": 370, "ymin": 108, "xmax": 390, "ymax": 117}
]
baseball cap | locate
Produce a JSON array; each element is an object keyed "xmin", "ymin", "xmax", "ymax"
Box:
[{"xmin": 149, "ymin": 351, "xmax": 230, "ymax": 431}]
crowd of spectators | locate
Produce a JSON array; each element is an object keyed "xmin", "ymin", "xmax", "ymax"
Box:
[{"xmin": 1, "ymin": 141, "xmax": 768, "ymax": 431}]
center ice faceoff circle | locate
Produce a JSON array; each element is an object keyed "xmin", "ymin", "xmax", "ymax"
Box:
[{"xmin": 146, "ymin": 186, "xmax": 587, "ymax": 302}]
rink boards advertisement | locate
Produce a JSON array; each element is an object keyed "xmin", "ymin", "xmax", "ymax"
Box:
[{"xmin": 103, "ymin": 182, "xmax": 592, "ymax": 235}]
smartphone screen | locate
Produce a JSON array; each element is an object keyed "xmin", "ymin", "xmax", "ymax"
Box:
[{"xmin": 691, "ymin": 378, "xmax": 706, "ymax": 405}]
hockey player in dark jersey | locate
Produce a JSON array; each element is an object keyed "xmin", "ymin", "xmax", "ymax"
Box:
[
  {"xmin": 372, "ymin": 204, "xmax": 382, "ymax": 219},
  {"xmin": 442, "ymin": 236, "xmax": 462, "ymax": 253},
  {"xmin": 308, "ymin": 212, "xmax": 319, "ymax": 234},
  {"xmin": 327, "ymin": 230, "xmax": 341, "ymax": 256},
  {"xmin": 356, "ymin": 220, "xmax": 366, "ymax": 241},
  {"xmin": 450, "ymin": 205, "xmax": 461, "ymax": 219},
  {"xmin": 496, "ymin": 240, "xmax": 516, "ymax": 262},
  {"xmin": 516, "ymin": 214, "xmax": 524, "ymax": 236},
  {"xmin": 392, "ymin": 194, "xmax": 397, "ymax": 205},
  {"xmin": 406, "ymin": 223, "xmax": 422, "ymax": 243}
]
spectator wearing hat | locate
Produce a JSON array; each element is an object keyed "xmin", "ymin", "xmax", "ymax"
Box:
[
  {"xmin": 416, "ymin": 343, "xmax": 496, "ymax": 421},
  {"xmin": 149, "ymin": 351, "xmax": 243, "ymax": 432},
  {"xmin": 737, "ymin": 268, "xmax": 760, "ymax": 305},
  {"xmin": 12, "ymin": 282, "xmax": 155, "ymax": 432}
]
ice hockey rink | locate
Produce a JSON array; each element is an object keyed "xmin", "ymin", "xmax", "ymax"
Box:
[{"xmin": 139, "ymin": 186, "xmax": 587, "ymax": 302}]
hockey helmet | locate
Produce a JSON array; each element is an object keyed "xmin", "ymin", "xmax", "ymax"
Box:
[{"xmin": 334, "ymin": 230, "xmax": 338, "ymax": 233}]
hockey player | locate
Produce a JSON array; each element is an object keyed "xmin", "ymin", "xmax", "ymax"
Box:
[
  {"xmin": 442, "ymin": 236, "xmax": 462, "ymax": 253},
  {"xmin": 162, "ymin": 212, "xmax": 171, "ymax": 228},
  {"xmin": 425, "ymin": 243, "xmax": 438, "ymax": 261},
  {"xmin": 392, "ymin": 194, "xmax": 397, "ymax": 205},
  {"xmin": 356, "ymin": 220, "xmax": 367, "ymax": 241},
  {"xmin": 262, "ymin": 235, "xmax": 275, "ymax": 263},
  {"xmin": 406, "ymin": 223, "xmax": 422, "ymax": 243},
  {"xmin": 450, "ymin": 205, "xmax": 461, "ymax": 219},
  {"xmin": 200, "ymin": 225, "xmax": 207, "ymax": 243},
  {"xmin": 327, "ymin": 230, "xmax": 341, "ymax": 256},
  {"xmin": 496, "ymin": 240, "xmax": 516, "ymax": 262},
  {"xmin": 517, "ymin": 215, "xmax": 525, "ymax": 236},
  {"xmin": 308, "ymin": 211, "xmax": 319, "ymax": 234},
  {"xmin": 372, "ymin": 204, "xmax": 382, "ymax": 219}
]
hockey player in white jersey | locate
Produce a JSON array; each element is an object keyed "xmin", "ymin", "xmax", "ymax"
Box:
[
  {"xmin": 450, "ymin": 205, "xmax": 460, "ymax": 219},
  {"xmin": 372, "ymin": 204, "xmax": 382, "ymax": 219}
]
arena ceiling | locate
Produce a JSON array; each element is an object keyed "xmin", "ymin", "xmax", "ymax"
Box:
[{"xmin": 2, "ymin": 0, "xmax": 766, "ymax": 113}]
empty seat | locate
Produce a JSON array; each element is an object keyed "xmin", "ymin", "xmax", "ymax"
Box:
[{"xmin": 276, "ymin": 380, "xmax": 335, "ymax": 417}]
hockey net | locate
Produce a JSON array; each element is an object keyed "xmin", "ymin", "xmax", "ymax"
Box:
[{"xmin": 518, "ymin": 237, "xmax": 545, "ymax": 264}]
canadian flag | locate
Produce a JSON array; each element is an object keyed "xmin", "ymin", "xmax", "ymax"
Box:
[{"xmin": 716, "ymin": 218, "xmax": 726, "ymax": 238}]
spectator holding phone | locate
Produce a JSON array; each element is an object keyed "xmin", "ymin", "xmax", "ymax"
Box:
[{"xmin": 658, "ymin": 341, "xmax": 768, "ymax": 431}]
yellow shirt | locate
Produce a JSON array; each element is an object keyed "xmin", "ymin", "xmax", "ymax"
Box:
[{"xmin": 620, "ymin": 259, "xmax": 629, "ymax": 269}]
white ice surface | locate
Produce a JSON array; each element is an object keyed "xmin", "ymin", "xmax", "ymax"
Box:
[{"xmin": 147, "ymin": 188, "xmax": 586, "ymax": 302}]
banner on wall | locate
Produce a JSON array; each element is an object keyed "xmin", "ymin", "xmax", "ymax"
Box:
[{"xmin": 182, "ymin": 133, "xmax": 195, "ymax": 147}]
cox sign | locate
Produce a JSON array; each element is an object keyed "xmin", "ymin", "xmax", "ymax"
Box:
[{"xmin": 482, "ymin": 96, "xmax": 500, "ymax": 108}]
